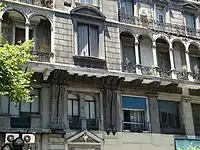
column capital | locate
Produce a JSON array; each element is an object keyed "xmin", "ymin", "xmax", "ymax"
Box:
[
  {"xmin": 152, "ymin": 44, "xmax": 156, "ymax": 48},
  {"xmin": 25, "ymin": 21, "xmax": 30, "ymax": 26},
  {"xmin": 185, "ymin": 50, "xmax": 190, "ymax": 54},
  {"xmin": 135, "ymin": 41, "xmax": 139, "ymax": 45}
]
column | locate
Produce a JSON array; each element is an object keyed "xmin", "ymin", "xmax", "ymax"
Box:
[
  {"xmin": 185, "ymin": 46, "xmax": 193, "ymax": 81},
  {"xmin": 25, "ymin": 22, "xmax": 30, "ymax": 41},
  {"xmin": 0, "ymin": 18, "xmax": 2, "ymax": 36},
  {"xmin": 50, "ymin": 26, "xmax": 54, "ymax": 63},
  {"xmin": 135, "ymin": 40, "xmax": 142, "ymax": 74},
  {"xmin": 148, "ymin": 94, "xmax": 161, "ymax": 133},
  {"xmin": 181, "ymin": 96, "xmax": 195, "ymax": 135},
  {"xmin": 152, "ymin": 41, "xmax": 159, "ymax": 77},
  {"xmin": 169, "ymin": 44, "xmax": 177, "ymax": 79}
]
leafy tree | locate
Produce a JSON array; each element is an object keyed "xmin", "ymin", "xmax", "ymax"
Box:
[{"xmin": 0, "ymin": 3, "xmax": 35, "ymax": 102}]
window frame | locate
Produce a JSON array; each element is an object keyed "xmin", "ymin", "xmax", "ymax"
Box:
[
  {"xmin": 0, "ymin": 89, "xmax": 40, "ymax": 116},
  {"xmin": 68, "ymin": 97, "xmax": 80, "ymax": 117},
  {"xmin": 121, "ymin": 95, "xmax": 150, "ymax": 132},
  {"xmin": 158, "ymin": 100, "xmax": 182, "ymax": 134},
  {"xmin": 156, "ymin": 7, "xmax": 165, "ymax": 24},
  {"xmin": 72, "ymin": 15, "xmax": 105, "ymax": 60},
  {"xmin": 77, "ymin": 23, "xmax": 99, "ymax": 57}
]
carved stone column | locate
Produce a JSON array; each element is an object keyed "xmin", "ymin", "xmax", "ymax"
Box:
[
  {"xmin": 152, "ymin": 41, "xmax": 159, "ymax": 77},
  {"xmin": 0, "ymin": 18, "xmax": 2, "ymax": 36},
  {"xmin": 25, "ymin": 22, "xmax": 30, "ymax": 41},
  {"xmin": 185, "ymin": 49, "xmax": 193, "ymax": 81},
  {"xmin": 135, "ymin": 40, "xmax": 142, "ymax": 75},
  {"xmin": 169, "ymin": 45, "xmax": 177, "ymax": 79}
]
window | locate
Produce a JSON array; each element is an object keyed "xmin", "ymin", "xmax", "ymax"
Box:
[
  {"xmin": 0, "ymin": 89, "xmax": 40, "ymax": 115},
  {"xmin": 77, "ymin": 24, "xmax": 99, "ymax": 57},
  {"xmin": 122, "ymin": 96, "xmax": 149, "ymax": 132},
  {"xmin": 78, "ymin": 0, "xmax": 99, "ymax": 6},
  {"xmin": 68, "ymin": 94, "xmax": 80, "ymax": 129},
  {"xmin": 192, "ymin": 104, "xmax": 200, "ymax": 135},
  {"xmin": 156, "ymin": 7, "xmax": 165, "ymax": 24},
  {"xmin": 84, "ymin": 95, "xmax": 98, "ymax": 130},
  {"xmin": 185, "ymin": 13, "xmax": 196, "ymax": 35},
  {"xmin": 121, "ymin": 40, "xmax": 136, "ymax": 73},
  {"xmin": 158, "ymin": 100, "xmax": 182, "ymax": 134},
  {"xmin": 120, "ymin": 0, "xmax": 134, "ymax": 16},
  {"xmin": 190, "ymin": 55, "xmax": 200, "ymax": 74}
]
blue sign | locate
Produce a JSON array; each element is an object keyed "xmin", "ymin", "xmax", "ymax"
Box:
[{"xmin": 175, "ymin": 139, "xmax": 200, "ymax": 150}]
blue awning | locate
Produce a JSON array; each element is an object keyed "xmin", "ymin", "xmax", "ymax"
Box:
[{"xmin": 122, "ymin": 96, "xmax": 147, "ymax": 109}]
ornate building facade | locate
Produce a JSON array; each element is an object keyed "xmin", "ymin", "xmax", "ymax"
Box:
[{"xmin": 1, "ymin": 0, "xmax": 200, "ymax": 149}]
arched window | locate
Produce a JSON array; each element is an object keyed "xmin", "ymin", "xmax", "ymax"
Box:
[{"xmin": 68, "ymin": 93, "xmax": 79, "ymax": 117}]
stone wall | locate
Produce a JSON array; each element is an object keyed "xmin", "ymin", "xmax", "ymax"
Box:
[{"xmin": 54, "ymin": 13, "xmax": 73, "ymax": 64}]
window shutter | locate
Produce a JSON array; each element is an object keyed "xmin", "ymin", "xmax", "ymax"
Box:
[
  {"xmin": 31, "ymin": 96, "xmax": 39, "ymax": 114},
  {"xmin": 73, "ymin": 100, "xmax": 79, "ymax": 116},
  {"xmin": 90, "ymin": 102, "xmax": 95, "ymax": 119},
  {"xmin": 89, "ymin": 25, "xmax": 99, "ymax": 57},
  {"xmin": 122, "ymin": 96, "xmax": 147, "ymax": 109},
  {"xmin": 186, "ymin": 14, "xmax": 195, "ymax": 29},
  {"xmin": 68, "ymin": 100, "xmax": 72, "ymax": 116},
  {"xmin": 85, "ymin": 101, "xmax": 89, "ymax": 119},
  {"xmin": 126, "ymin": 0, "xmax": 133, "ymax": 16},
  {"xmin": 78, "ymin": 24, "xmax": 89, "ymax": 56}
]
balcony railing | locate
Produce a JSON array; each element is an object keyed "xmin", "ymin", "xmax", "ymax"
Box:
[
  {"xmin": 9, "ymin": 0, "xmax": 53, "ymax": 8},
  {"xmin": 86, "ymin": 118, "xmax": 100, "ymax": 130},
  {"xmin": 119, "ymin": 13, "xmax": 200, "ymax": 38},
  {"xmin": 123, "ymin": 121, "xmax": 150, "ymax": 133},
  {"xmin": 141, "ymin": 66, "xmax": 156, "ymax": 76},
  {"xmin": 69, "ymin": 116, "xmax": 81, "ymax": 130},
  {"xmin": 158, "ymin": 68, "xmax": 171, "ymax": 78},
  {"xmin": 31, "ymin": 50, "xmax": 53, "ymax": 62},
  {"xmin": 121, "ymin": 62, "xmax": 136, "ymax": 73}
]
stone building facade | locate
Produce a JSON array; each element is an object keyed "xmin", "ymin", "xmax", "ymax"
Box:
[{"xmin": 1, "ymin": 0, "xmax": 200, "ymax": 150}]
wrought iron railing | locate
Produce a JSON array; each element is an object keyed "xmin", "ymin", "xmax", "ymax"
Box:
[
  {"xmin": 122, "ymin": 121, "xmax": 150, "ymax": 133},
  {"xmin": 10, "ymin": 0, "xmax": 53, "ymax": 8},
  {"xmin": 119, "ymin": 13, "xmax": 200, "ymax": 38},
  {"xmin": 158, "ymin": 68, "xmax": 171, "ymax": 78},
  {"xmin": 192, "ymin": 71, "xmax": 200, "ymax": 81},
  {"xmin": 86, "ymin": 118, "xmax": 100, "ymax": 130},
  {"xmin": 31, "ymin": 50, "xmax": 53, "ymax": 62},
  {"xmin": 121, "ymin": 62, "xmax": 136, "ymax": 73},
  {"xmin": 68, "ymin": 116, "xmax": 81, "ymax": 130},
  {"xmin": 141, "ymin": 66, "xmax": 156, "ymax": 76},
  {"xmin": 176, "ymin": 70, "xmax": 188, "ymax": 80}
]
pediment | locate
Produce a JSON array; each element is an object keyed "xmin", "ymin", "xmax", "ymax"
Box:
[
  {"xmin": 67, "ymin": 130, "xmax": 103, "ymax": 144},
  {"xmin": 70, "ymin": 5, "xmax": 106, "ymax": 20},
  {"xmin": 182, "ymin": 2, "xmax": 200, "ymax": 11}
]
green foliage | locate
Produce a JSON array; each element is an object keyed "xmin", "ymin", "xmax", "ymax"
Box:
[{"xmin": 0, "ymin": 40, "xmax": 35, "ymax": 102}]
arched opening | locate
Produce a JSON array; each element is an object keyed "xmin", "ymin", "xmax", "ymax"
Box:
[
  {"xmin": 138, "ymin": 35, "xmax": 153, "ymax": 75},
  {"xmin": 172, "ymin": 41, "xmax": 187, "ymax": 79},
  {"xmin": 2, "ymin": 10, "xmax": 26, "ymax": 44},
  {"xmin": 156, "ymin": 38, "xmax": 170, "ymax": 77},
  {"xmin": 68, "ymin": 93, "xmax": 80, "ymax": 130},
  {"xmin": 120, "ymin": 32, "xmax": 136, "ymax": 73},
  {"xmin": 30, "ymin": 15, "xmax": 52, "ymax": 62},
  {"xmin": 189, "ymin": 43, "xmax": 200, "ymax": 80}
]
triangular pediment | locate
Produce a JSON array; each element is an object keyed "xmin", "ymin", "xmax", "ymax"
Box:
[
  {"xmin": 70, "ymin": 5, "xmax": 106, "ymax": 20},
  {"xmin": 67, "ymin": 130, "xmax": 103, "ymax": 144}
]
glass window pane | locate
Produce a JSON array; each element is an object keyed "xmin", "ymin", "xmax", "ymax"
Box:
[
  {"xmin": 31, "ymin": 96, "xmax": 39, "ymax": 114},
  {"xmin": 21, "ymin": 102, "xmax": 31, "ymax": 112},
  {"xmin": 85, "ymin": 101, "xmax": 89, "ymax": 119},
  {"xmin": 10, "ymin": 102, "xmax": 19, "ymax": 116},
  {"xmin": 0, "ymin": 96, "xmax": 9, "ymax": 114},
  {"xmin": 73, "ymin": 100, "xmax": 79, "ymax": 116},
  {"xmin": 78, "ymin": 24, "xmax": 89, "ymax": 56},
  {"xmin": 68, "ymin": 100, "xmax": 72, "ymax": 116},
  {"xmin": 90, "ymin": 102, "xmax": 95, "ymax": 119}
]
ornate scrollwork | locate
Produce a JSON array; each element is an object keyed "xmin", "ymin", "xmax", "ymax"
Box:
[{"xmin": 31, "ymin": 50, "xmax": 53, "ymax": 62}]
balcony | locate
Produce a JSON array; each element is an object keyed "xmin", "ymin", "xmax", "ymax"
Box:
[
  {"xmin": 31, "ymin": 50, "xmax": 53, "ymax": 62},
  {"xmin": 122, "ymin": 121, "xmax": 150, "ymax": 133},
  {"xmin": 6, "ymin": 0, "xmax": 53, "ymax": 8},
  {"xmin": 118, "ymin": 13, "xmax": 200, "ymax": 38}
]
